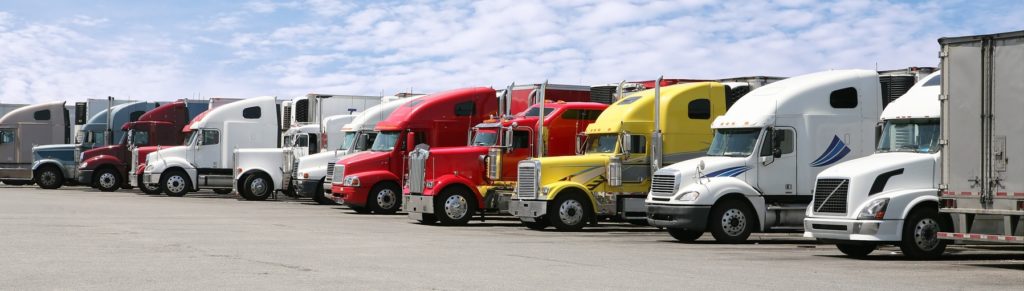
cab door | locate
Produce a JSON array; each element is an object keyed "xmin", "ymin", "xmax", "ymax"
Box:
[
  {"xmin": 0, "ymin": 128, "xmax": 15, "ymax": 163},
  {"xmin": 756, "ymin": 127, "xmax": 797, "ymax": 195}
]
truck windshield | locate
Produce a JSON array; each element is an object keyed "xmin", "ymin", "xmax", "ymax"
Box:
[
  {"xmin": 472, "ymin": 128, "xmax": 499, "ymax": 146},
  {"xmin": 282, "ymin": 134, "xmax": 294, "ymax": 148},
  {"xmin": 707, "ymin": 128, "xmax": 761, "ymax": 157},
  {"xmin": 355, "ymin": 132, "xmax": 377, "ymax": 151},
  {"xmin": 523, "ymin": 107, "xmax": 555, "ymax": 117},
  {"xmin": 185, "ymin": 130, "xmax": 201, "ymax": 145},
  {"xmin": 877, "ymin": 119, "xmax": 940, "ymax": 153},
  {"xmin": 371, "ymin": 131, "xmax": 400, "ymax": 152},
  {"xmin": 585, "ymin": 134, "xmax": 618, "ymax": 154},
  {"xmin": 294, "ymin": 134, "xmax": 308, "ymax": 147},
  {"xmin": 340, "ymin": 132, "xmax": 357, "ymax": 150}
]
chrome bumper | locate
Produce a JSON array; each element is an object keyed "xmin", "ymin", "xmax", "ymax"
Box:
[
  {"xmin": 404, "ymin": 194, "xmax": 434, "ymax": 214},
  {"xmin": 508, "ymin": 200, "xmax": 547, "ymax": 221},
  {"xmin": 804, "ymin": 216, "xmax": 903, "ymax": 242}
]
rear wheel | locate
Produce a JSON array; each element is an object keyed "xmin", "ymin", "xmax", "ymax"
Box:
[
  {"xmin": 899, "ymin": 208, "xmax": 948, "ymax": 260},
  {"xmin": 161, "ymin": 171, "xmax": 191, "ymax": 197},
  {"xmin": 836, "ymin": 243, "xmax": 876, "ymax": 258},
  {"xmin": 213, "ymin": 188, "xmax": 233, "ymax": 195},
  {"xmin": 35, "ymin": 166, "xmax": 64, "ymax": 189},
  {"xmin": 434, "ymin": 188, "xmax": 475, "ymax": 226},
  {"xmin": 138, "ymin": 175, "xmax": 162, "ymax": 194},
  {"xmin": 668, "ymin": 228, "xmax": 703, "ymax": 242},
  {"xmin": 709, "ymin": 199, "xmax": 755, "ymax": 243},
  {"xmin": 94, "ymin": 168, "xmax": 121, "ymax": 192},
  {"xmin": 367, "ymin": 182, "xmax": 401, "ymax": 214},
  {"xmin": 240, "ymin": 174, "xmax": 272, "ymax": 201},
  {"xmin": 547, "ymin": 192, "xmax": 592, "ymax": 231}
]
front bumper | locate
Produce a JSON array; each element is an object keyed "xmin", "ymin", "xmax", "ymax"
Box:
[
  {"xmin": 646, "ymin": 204, "xmax": 711, "ymax": 230},
  {"xmin": 293, "ymin": 178, "xmax": 321, "ymax": 198},
  {"xmin": 330, "ymin": 184, "xmax": 367, "ymax": 206},
  {"xmin": 508, "ymin": 200, "xmax": 547, "ymax": 221},
  {"xmin": 142, "ymin": 171, "xmax": 162, "ymax": 186},
  {"xmin": 403, "ymin": 194, "xmax": 434, "ymax": 214},
  {"xmin": 77, "ymin": 169, "xmax": 94, "ymax": 184},
  {"xmin": 803, "ymin": 216, "xmax": 903, "ymax": 242}
]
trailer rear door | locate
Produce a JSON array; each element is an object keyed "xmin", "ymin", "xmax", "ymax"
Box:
[
  {"xmin": 991, "ymin": 36, "xmax": 1024, "ymax": 195},
  {"xmin": 941, "ymin": 40, "xmax": 984, "ymax": 196}
]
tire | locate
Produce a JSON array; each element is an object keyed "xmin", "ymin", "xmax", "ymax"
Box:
[
  {"xmin": 836, "ymin": 243, "xmax": 876, "ymax": 258},
  {"xmin": 709, "ymin": 199, "xmax": 756, "ymax": 243},
  {"xmin": 418, "ymin": 213, "xmax": 438, "ymax": 225},
  {"xmin": 522, "ymin": 220, "xmax": 549, "ymax": 230},
  {"xmin": 94, "ymin": 168, "xmax": 121, "ymax": 192},
  {"xmin": 138, "ymin": 175, "xmax": 162, "ymax": 194},
  {"xmin": 239, "ymin": 174, "xmax": 272, "ymax": 201},
  {"xmin": 213, "ymin": 188, "xmax": 233, "ymax": 195},
  {"xmin": 547, "ymin": 192, "xmax": 592, "ymax": 231},
  {"xmin": 161, "ymin": 171, "xmax": 191, "ymax": 197},
  {"xmin": 899, "ymin": 208, "xmax": 948, "ymax": 260},
  {"xmin": 367, "ymin": 182, "xmax": 401, "ymax": 214},
  {"xmin": 350, "ymin": 206, "xmax": 372, "ymax": 214},
  {"xmin": 35, "ymin": 166, "xmax": 64, "ymax": 189},
  {"xmin": 1, "ymin": 180, "xmax": 29, "ymax": 186},
  {"xmin": 434, "ymin": 188, "xmax": 476, "ymax": 226},
  {"xmin": 312, "ymin": 179, "xmax": 337, "ymax": 205},
  {"xmin": 668, "ymin": 228, "xmax": 703, "ymax": 242}
]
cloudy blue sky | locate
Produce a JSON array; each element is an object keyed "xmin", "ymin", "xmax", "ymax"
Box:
[{"xmin": 0, "ymin": 0, "xmax": 1021, "ymax": 103}]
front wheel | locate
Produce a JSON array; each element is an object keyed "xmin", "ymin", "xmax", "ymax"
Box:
[
  {"xmin": 899, "ymin": 208, "xmax": 949, "ymax": 259},
  {"xmin": 161, "ymin": 171, "xmax": 191, "ymax": 197},
  {"xmin": 547, "ymin": 193, "xmax": 592, "ymax": 231},
  {"xmin": 138, "ymin": 175, "xmax": 162, "ymax": 194},
  {"xmin": 708, "ymin": 199, "xmax": 756, "ymax": 243},
  {"xmin": 367, "ymin": 182, "xmax": 401, "ymax": 214},
  {"xmin": 312, "ymin": 179, "xmax": 337, "ymax": 205},
  {"xmin": 668, "ymin": 228, "xmax": 703, "ymax": 242},
  {"xmin": 240, "ymin": 174, "xmax": 272, "ymax": 201},
  {"xmin": 35, "ymin": 166, "xmax": 64, "ymax": 189},
  {"xmin": 418, "ymin": 213, "xmax": 438, "ymax": 225},
  {"xmin": 434, "ymin": 188, "xmax": 475, "ymax": 226},
  {"xmin": 836, "ymin": 243, "xmax": 876, "ymax": 258},
  {"xmin": 94, "ymin": 168, "xmax": 122, "ymax": 192}
]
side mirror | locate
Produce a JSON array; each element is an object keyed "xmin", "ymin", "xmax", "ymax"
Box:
[
  {"xmin": 772, "ymin": 147, "xmax": 782, "ymax": 158},
  {"xmin": 406, "ymin": 131, "xmax": 416, "ymax": 152},
  {"xmin": 504, "ymin": 128, "xmax": 513, "ymax": 149},
  {"xmin": 621, "ymin": 133, "xmax": 632, "ymax": 158},
  {"xmin": 574, "ymin": 133, "xmax": 586, "ymax": 155}
]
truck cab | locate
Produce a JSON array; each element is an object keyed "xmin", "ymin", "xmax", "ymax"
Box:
[
  {"xmin": 804, "ymin": 71, "xmax": 946, "ymax": 258},
  {"xmin": 330, "ymin": 87, "xmax": 501, "ymax": 214},
  {"xmin": 646, "ymin": 70, "xmax": 886, "ymax": 243},
  {"xmin": 142, "ymin": 96, "xmax": 279, "ymax": 196},
  {"xmin": 76, "ymin": 100, "xmax": 209, "ymax": 191},
  {"xmin": 510, "ymin": 80, "xmax": 767, "ymax": 231},
  {"xmin": 403, "ymin": 84, "xmax": 606, "ymax": 225},
  {"xmin": 0, "ymin": 102, "xmax": 71, "ymax": 185},
  {"xmin": 32, "ymin": 101, "xmax": 158, "ymax": 189},
  {"xmin": 294, "ymin": 96, "xmax": 422, "ymax": 204}
]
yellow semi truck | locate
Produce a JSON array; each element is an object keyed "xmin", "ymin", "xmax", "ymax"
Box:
[{"xmin": 509, "ymin": 77, "xmax": 778, "ymax": 231}]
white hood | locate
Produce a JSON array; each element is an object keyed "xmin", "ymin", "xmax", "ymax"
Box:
[{"xmin": 655, "ymin": 156, "xmax": 754, "ymax": 193}]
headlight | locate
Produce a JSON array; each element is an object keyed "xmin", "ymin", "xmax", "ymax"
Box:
[
  {"xmin": 676, "ymin": 191, "xmax": 700, "ymax": 201},
  {"xmin": 542, "ymin": 186, "xmax": 551, "ymax": 194},
  {"xmin": 343, "ymin": 176, "xmax": 360, "ymax": 187},
  {"xmin": 79, "ymin": 153, "xmax": 85, "ymax": 162},
  {"xmin": 302, "ymin": 172, "xmax": 309, "ymax": 178},
  {"xmin": 857, "ymin": 198, "xmax": 889, "ymax": 220},
  {"xmin": 79, "ymin": 161, "xmax": 89, "ymax": 169},
  {"xmin": 425, "ymin": 181, "xmax": 434, "ymax": 189}
]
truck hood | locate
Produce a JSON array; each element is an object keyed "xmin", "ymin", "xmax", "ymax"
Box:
[
  {"xmin": 148, "ymin": 145, "xmax": 188, "ymax": 164},
  {"xmin": 336, "ymin": 151, "xmax": 390, "ymax": 175},
  {"xmin": 422, "ymin": 146, "xmax": 489, "ymax": 180},
  {"xmin": 296, "ymin": 149, "xmax": 359, "ymax": 177},
  {"xmin": 32, "ymin": 143, "xmax": 76, "ymax": 153},
  {"xmin": 82, "ymin": 144, "xmax": 126, "ymax": 160},
  {"xmin": 531, "ymin": 154, "xmax": 615, "ymax": 186},
  {"xmin": 136, "ymin": 145, "xmax": 178, "ymax": 165},
  {"xmin": 656, "ymin": 156, "xmax": 752, "ymax": 190},
  {"xmin": 814, "ymin": 152, "xmax": 938, "ymax": 217}
]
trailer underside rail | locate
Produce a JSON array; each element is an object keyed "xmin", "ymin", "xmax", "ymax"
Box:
[{"xmin": 938, "ymin": 232, "xmax": 1023, "ymax": 244}]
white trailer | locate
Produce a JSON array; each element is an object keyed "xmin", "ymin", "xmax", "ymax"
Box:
[
  {"xmin": 281, "ymin": 93, "xmax": 388, "ymax": 129},
  {"xmin": 141, "ymin": 96, "xmax": 279, "ymax": 196},
  {"xmin": 938, "ymin": 30, "xmax": 1024, "ymax": 244},
  {"xmin": 804, "ymin": 71, "xmax": 949, "ymax": 259},
  {"xmin": 646, "ymin": 70, "xmax": 885, "ymax": 243}
]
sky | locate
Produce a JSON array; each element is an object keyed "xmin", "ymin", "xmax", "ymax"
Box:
[{"xmin": 0, "ymin": 0, "xmax": 1021, "ymax": 104}]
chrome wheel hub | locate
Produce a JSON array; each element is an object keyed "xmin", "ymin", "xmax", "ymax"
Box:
[
  {"xmin": 721, "ymin": 209, "xmax": 747, "ymax": 236},
  {"xmin": 558, "ymin": 200, "xmax": 584, "ymax": 226},
  {"xmin": 443, "ymin": 194, "xmax": 469, "ymax": 220},
  {"xmin": 914, "ymin": 218, "xmax": 940, "ymax": 251},
  {"xmin": 377, "ymin": 188, "xmax": 397, "ymax": 210},
  {"xmin": 249, "ymin": 177, "xmax": 268, "ymax": 196},
  {"xmin": 166, "ymin": 175, "xmax": 186, "ymax": 193},
  {"xmin": 39, "ymin": 171, "xmax": 56, "ymax": 185},
  {"xmin": 98, "ymin": 172, "xmax": 117, "ymax": 189}
]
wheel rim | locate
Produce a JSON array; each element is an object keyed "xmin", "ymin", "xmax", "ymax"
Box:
[
  {"xmin": 558, "ymin": 199, "xmax": 584, "ymax": 226},
  {"xmin": 720, "ymin": 208, "xmax": 747, "ymax": 237},
  {"xmin": 376, "ymin": 188, "xmax": 397, "ymax": 210},
  {"xmin": 913, "ymin": 218, "xmax": 941, "ymax": 251},
  {"xmin": 98, "ymin": 172, "xmax": 117, "ymax": 189},
  {"xmin": 249, "ymin": 177, "xmax": 268, "ymax": 197},
  {"xmin": 443, "ymin": 194, "xmax": 469, "ymax": 220},
  {"xmin": 39, "ymin": 171, "xmax": 57, "ymax": 185},
  {"xmin": 166, "ymin": 175, "xmax": 186, "ymax": 193}
]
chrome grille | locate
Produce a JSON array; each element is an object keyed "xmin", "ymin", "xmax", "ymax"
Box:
[
  {"xmin": 486, "ymin": 148, "xmax": 501, "ymax": 180},
  {"xmin": 517, "ymin": 162, "xmax": 538, "ymax": 199},
  {"xmin": 813, "ymin": 178, "xmax": 849, "ymax": 214},
  {"xmin": 650, "ymin": 175, "xmax": 677, "ymax": 197},
  {"xmin": 326, "ymin": 163, "xmax": 341, "ymax": 183},
  {"xmin": 407, "ymin": 149, "xmax": 428, "ymax": 193}
]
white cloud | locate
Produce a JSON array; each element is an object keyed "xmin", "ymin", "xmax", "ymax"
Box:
[{"xmin": 69, "ymin": 15, "xmax": 108, "ymax": 26}]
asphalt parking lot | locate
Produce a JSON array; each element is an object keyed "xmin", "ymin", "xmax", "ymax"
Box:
[{"xmin": 0, "ymin": 185, "xmax": 1020, "ymax": 290}]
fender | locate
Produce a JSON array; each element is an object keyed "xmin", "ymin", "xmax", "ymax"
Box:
[
  {"xmin": 430, "ymin": 174, "xmax": 483, "ymax": 208},
  {"xmin": 31, "ymin": 159, "xmax": 66, "ymax": 172},
  {"xmin": 683, "ymin": 177, "xmax": 767, "ymax": 230},
  {"xmin": 866, "ymin": 188, "xmax": 939, "ymax": 220},
  {"xmin": 149, "ymin": 156, "xmax": 197, "ymax": 188},
  {"xmin": 237, "ymin": 168, "xmax": 280, "ymax": 190},
  {"xmin": 82, "ymin": 154, "xmax": 126, "ymax": 173},
  {"xmin": 350, "ymin": 170, "xmax": 401, "ymax": 190},
  {"xmin": 543, "ymin": 181, "xmax": 596, "ymax": 210}
]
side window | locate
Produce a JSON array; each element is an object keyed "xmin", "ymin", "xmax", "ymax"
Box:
[
  {"xmin": 242, "ymin": 106, "xmax": 261, "ymax": 119},
  {"xmin": 34, "ymin": 110, "xmax": 51, "ymax": 121},
  {"xmin": 760, "ymin": 128, "xmax": 794, "ymax": 156},
  {"xmin": 129, "ymin": 111, "xmax": 145, "ymax": 122},
  {"xmin": 561, "ymin": 109, "xmax": 580, "ymax": 119},
  {"xmin": 0, "ymin": 129, "xmax": 14, "ymax": 144},
  {"xmin": 133, "ymin": 131, "xmax": 150, "ymax": 146},
  {"xmin": 630, "ymin": 135, "xmax": 646, "ymax": 154},
  {"xmin": 511, "ymin": 130, "xmax": 530, "ymax": 149},
  {"xmin": 688, "ymin": 99, "xmax": 711, "ymax": 119},
  {"xmin": 830, "ymin": 87, "xmax": 858, "ymax": 108},
  {"xmin": 454, "ymin": 101, "xmax": 475, "ymax": 117},
  {"xmin": 202, "ymin": 130, "xmax": 220, "ymax": 146},
  {"xmin": 584, "ymin": 110, "xmax": 601, "ymax": 121}
]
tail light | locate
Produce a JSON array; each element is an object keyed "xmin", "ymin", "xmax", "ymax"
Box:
[{"xmin": 941, "ymin": 199, "xmax": 957, "ymax": 209}]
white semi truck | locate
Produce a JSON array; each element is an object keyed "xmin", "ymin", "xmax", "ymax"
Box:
[
  {"xmin": 142, "ymin": 96, "xmax": 280, "ymax": 196},
  {"xmin": 645, "ymin": 70, "xmax": 886, "ymax": 243},
  {"xmin": 804, "ymin": 71, "xmax": 947, "ymax": 259},
  {"xmin": 290, "ymin": 96, "xmax": 422, "ymax": 204},
  {"xmin": 937, "ymin": 31, "xmax": 1024, "ymax": 245}
]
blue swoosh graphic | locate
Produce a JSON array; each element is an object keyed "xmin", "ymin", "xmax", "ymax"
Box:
[
  {"xmin": 702, "ymin": 166, "xmax": 750, "ymax": 178},
  {"xmin": 810, "ymin": 135, "xmax": 851, "ymax": 167}
]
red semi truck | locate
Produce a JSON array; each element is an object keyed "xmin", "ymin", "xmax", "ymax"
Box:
[
  {"xmin": 328, "ymin": 84, "xmax": 595, "ymax": 214},
  {"xmin": 77, "ymin": 100, "xmax": 209, "ymax": 191},
  {"xmin": 403, "ymin": 99, "xmax": 609, "ymax": 225}
]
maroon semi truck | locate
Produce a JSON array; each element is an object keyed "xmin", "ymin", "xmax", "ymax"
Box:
[{"xmin": 77, "ymin": 100, "xmax": 209, "ymax": 191}]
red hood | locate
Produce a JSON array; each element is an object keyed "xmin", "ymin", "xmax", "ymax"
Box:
[
  {"xmin": 422, "ymin": 146, "xmax": 489, "ymax": 182},
  {"xmin": 336, "ymin": 151, "xmax": 391, "ymax": 173},
  {"xmin": 82, "ymin": 144, "xmax": 126, "ymax": 160}
]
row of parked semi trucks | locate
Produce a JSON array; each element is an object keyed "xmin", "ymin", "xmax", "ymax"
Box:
[{"xmin": 1, "ymin": 30, "xmax": 1021, "ymax": 259}]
